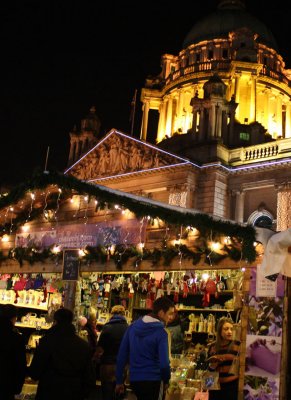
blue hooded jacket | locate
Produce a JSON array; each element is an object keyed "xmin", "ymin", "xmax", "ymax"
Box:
[{"xmin": 116, "ymin": 315, "xmax": 170, "ymax": 384}]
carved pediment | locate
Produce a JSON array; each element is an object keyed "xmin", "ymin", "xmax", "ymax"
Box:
[{"xmin": 68, "ymin": 130, "xmax": 186, "ymax": 180}]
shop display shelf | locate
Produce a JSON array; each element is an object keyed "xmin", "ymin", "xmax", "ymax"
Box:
[{"xmin": 0, "ymin": 300, "xmax": 48, "ymax": 311}]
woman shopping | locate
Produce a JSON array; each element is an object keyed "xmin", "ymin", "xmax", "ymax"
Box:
[{"xmin": 207, "ymin": 317, "xmax": 240, "ymax": 400}]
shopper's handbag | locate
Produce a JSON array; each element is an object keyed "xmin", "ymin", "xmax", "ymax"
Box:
[
  {"xmin": 232, "ymin": 310, "xmax": 242, "ymax": 341},
  {"xmin": 202, "ymin": 371, "xmax": 220, "ymax": 390},
  {"xmin": 194, "ymin": 391, "xmax": 209, "ymax": 400},
  {"xmin": 229, "ymin": 352, "xmax": 240, "ymax": 376}
]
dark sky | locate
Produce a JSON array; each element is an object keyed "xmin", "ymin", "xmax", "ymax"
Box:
[{"xmin": 1, "ymin": 0, "xmax": 290, "ymax": 186}]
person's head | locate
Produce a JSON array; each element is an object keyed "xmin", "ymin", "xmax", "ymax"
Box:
[
  {"xmin": 152, "ymin": 296, "xmax": 175, "ymax": 325},
  {"xmin": 111, "ymin": 305, "xmax": 126, "ymax": 316},
  {"xmin": 54, "ymin": 308, "xmax": 74, "ymax": 325},
  {"xmin": 216, "ymin": 317, "xmax": 234, "ymax": 347},
  {"xmin": 0, "ymin": 304, "xmax": 18, "ymax": 325},
  {"xmin": 168, "ymin": 307, "xmax": 180, "ymax": 324}
]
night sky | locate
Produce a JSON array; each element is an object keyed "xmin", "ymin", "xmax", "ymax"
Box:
[{"xmin": 1, "ymin": 0, "xmax": 290, "ymax": 186}]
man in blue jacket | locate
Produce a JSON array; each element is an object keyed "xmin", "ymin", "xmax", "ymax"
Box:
[{"xmin": 115, "ymin": 296, "xmax": 175, "ymax": 400}]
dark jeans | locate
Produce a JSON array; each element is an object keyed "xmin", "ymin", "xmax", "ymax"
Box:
[
  {"xmin": 208, "ymin": 379, "xmax": 238, "ymax": 400},
  {"xmin": 100, "ymin": 364, "xmax": 116, "ymax": 400},
  {"xmin": 101, "ymin": 380, "xmax": 115, "ymax": 400},
  {"xmin": 131, "ymin": 381, "xmax": 164, "ymax": 400}
]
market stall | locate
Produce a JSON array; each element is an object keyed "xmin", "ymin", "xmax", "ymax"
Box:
[{"xmin": 0, "ymin": 171, "xmax": 287, "ymax": 400}]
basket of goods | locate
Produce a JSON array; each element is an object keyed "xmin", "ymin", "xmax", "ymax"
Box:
[{"xmin": 165, "ymin": 381, "xmax": 182, "ymax": 400}]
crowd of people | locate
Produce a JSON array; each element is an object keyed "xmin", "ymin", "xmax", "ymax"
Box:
[{"xmin": 0, "ymin": 299, "xmax": 240, "ymax": 400}]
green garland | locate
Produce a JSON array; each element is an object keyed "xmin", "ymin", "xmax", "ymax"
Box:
[
  {"xmin": 0, "ymin": 169, "xmax": 257, "ymax": 262},
  {"xmin": 2, "ymin": 242, "xmax": 245, "ymax": 268}
]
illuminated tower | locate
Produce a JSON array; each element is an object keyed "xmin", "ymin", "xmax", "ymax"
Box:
[{"xmin": 140, "ymin": 0, "xmax": 291, "ymax": 147}]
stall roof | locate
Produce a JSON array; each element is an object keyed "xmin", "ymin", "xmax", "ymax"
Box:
[{"xmin": 0, "ymin": 170, "xmax": 257, "ymax": 262}]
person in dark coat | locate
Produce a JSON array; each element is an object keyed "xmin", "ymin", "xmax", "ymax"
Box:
[
  {"xmin": 28, "ymin": 307, "xmax": 96, "ymax": 400},
  {"xmin": 96, "ymin": 305, "xmax": 128, "ymax": 400},
  {"xmin": 0, "ymin": 304, "xmax": 27, "ymax": 400},
  {"xmin": 167, "ymin": 309, "xmax": 188, "ymax": 355}
]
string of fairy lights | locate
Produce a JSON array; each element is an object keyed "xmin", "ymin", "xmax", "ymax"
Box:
[{"xmin": 0, "ymin": 170, "xmax": 258, "ymax": 267}]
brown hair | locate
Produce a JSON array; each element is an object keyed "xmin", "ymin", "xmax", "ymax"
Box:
[
  {"xmin": 111, "ymin": 305, "xmax": 126, "ymax": 315},
  {"xmin": 215, "ymin": 316, "xmax": 234, "ymax": 351}
]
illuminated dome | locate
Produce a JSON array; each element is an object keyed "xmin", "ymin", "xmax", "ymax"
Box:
[{"xmin": 183, "ymin": 0, "xmax": 278, "ymax": 50}]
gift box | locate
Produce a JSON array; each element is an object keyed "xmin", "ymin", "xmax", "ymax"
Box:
[{"xmin": 251, "ymin": 344, "xmax": 281, "ymax": 374}]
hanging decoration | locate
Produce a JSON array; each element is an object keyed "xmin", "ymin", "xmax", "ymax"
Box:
[{"xmin": 0, "ymin": 170, "xmax": 257, "ymax": 263}]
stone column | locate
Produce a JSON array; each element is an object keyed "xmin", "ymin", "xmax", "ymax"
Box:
[
  {"xmin": 221, "ymin": 110, "xmax": 228, "ymax": 143},
  {"xmin": 285, "ymin": 103, "xmax": 291, "ymax": 138},
  {"xmin": 214, "ymin": 103, "xmax": 222, "ymax": 138},
  {"xmin": 140, "ymin": 101, "xmax": 150, "ymax": 141},
  {"xmin": 198, "ymin": 108, "xmax": 205, "ymax": 142},
  {"xmin": 249, "ymin": 75, "xmax": 256, "ymax": 122},
  {"xmin": 264, "ymin": 89, "xmax": 270, "ymax": 130},
  {"xmin": 276, "ymin": 96, "xmax": 283, "ymax": 137},
  {"xmin": 68, "ymin": 138, "xmax": 76, "ymax": 165},
  {"xmin": 177, "ymin": 88, "xmax": 184, "ymax": 120},
  {"xmin": 234, "ymin": 73, "xmax": 241, "ymax": 115},
  {"xmin": 157, "ymin": 101, "xmax": 166, "ymax": 142},
  {"xmin": 81, "ymin": 138, "xmax": 86, "ymax": 154},
  {"xmin": 234, "ymin": 190, "xmax": 245, "ymax": 223},
  {"xmin": 75, "ymin": 140, "xmax": 81, "ymax": 162},
  {"xmin": 191, "ymin": 109, "xmax": 198, "ymax": 133},
  {"xmin": 165, "ymin": 97, "xmax": 173, "ymax": 136}
]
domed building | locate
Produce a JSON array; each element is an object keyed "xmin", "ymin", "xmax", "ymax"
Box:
[
  {"xmin": 66, "ymin": 0, "xmax": 291, "ymax": 234},
  {"xmin": 141, "ymin": 0, "xmax": 290, "ymax": 144}
]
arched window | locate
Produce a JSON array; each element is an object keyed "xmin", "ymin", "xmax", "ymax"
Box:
[{"xmin": 247, "ymin": 209, "xmax": 274, "ymax": 229}]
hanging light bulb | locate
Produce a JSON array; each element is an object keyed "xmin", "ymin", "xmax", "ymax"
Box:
[
  {"xmin": 79, "ymin": 249, "xmax": 86, "ymax": 257},
  {"xmin": 22, "ymin": 225, "xmax": 30, "ymax": 232},
  {"xmin": 52, "ymin": 245, "xmax": 61, "ymax": 254},
  {"xmin": 1, "ymin": 234, "xmax": 9, "ymax": 242}
]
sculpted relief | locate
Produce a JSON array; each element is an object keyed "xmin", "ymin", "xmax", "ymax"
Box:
[{"xmin": 71, "ymin": 133, "xmax": 182, "ymax": 180}]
